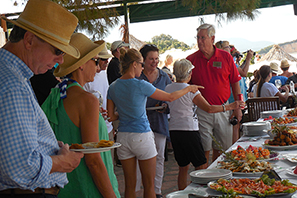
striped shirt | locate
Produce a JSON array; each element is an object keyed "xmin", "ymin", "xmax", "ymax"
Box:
[{"xmin": 0, "ymin": 48, "xmax": 68, "ymax": 190}]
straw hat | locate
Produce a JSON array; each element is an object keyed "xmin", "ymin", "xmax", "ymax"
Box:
[
  {"xmin": 1, "ymin": 0, "xmax": 80, "ymax": 58},
  {"xmin": 110, "ymin": 40, "xmax": 129, "ymax": 51},
  {"xmin": 270, "ymin": 62, "xmax": 281, "ymax": 74},
  {"xmin": 54, "ymin": 33, "xmax": 105, "ymax": 77},
  {"xmin": 280, "ymin": 59, "xmax": 290, "ymax": 68},
  {"xmin": 94, "ymin": 40, "xmax": 113, "ymax": 59}
]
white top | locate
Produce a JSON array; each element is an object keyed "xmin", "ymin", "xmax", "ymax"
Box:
[
  {"xmin": 84, "ymin": 70, "xmax": 113, "ymax": 133},
  {"xmin": 252, "ymin": 82, "xmax": 279, "ymax": 97},
  {"xmin": 165, "ymin": 82, "xmax": 200, "ymax": 131}
]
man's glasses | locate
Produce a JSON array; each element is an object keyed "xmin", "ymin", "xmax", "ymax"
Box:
[{"xmin": 91, "ymin": 58, "xmax": 100, "ymax": 66}]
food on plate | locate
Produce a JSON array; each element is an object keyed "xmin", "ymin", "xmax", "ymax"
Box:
[
  {"xmin": 263, "ymin": 116, "xmax": 273, "ymax": 121},
  {"xmin": 227, "ymin": 145, "xmax": 271, "ymax": 160},
  {"xmin": 271, "ymin": 117, "xmax": 297, "ymax": 125},
  {"xmin": 217, "ymin": 160, "xmax": 272, "ymax": 173},
  {"xmin": 285, "ymin": 108, "xmax": 297, "ymax": 117},
  {"xmin": 265, "ymin": 125, "xmax": 297, "ymax": 146},
  {"xmin": 70, "ymin": 140, "xmax": 114, "ymax": 149},
  {"xmin": 69, "ymin": 143, "xmax": 85, "ymax": 149},
  {"xmin": 209, "ymin": 174, "xmax": 297, "ymax": 197},
  {"xmin": 294, "ymin": 166, "xmax": 297, "ymax": 174}
]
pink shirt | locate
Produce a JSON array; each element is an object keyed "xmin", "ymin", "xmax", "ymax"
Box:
[{"xmin": 187, "ymin": 46, "xmax": 241, "ymax": 105}]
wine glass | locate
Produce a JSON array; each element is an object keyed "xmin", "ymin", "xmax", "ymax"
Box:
[{"xmin": 275, "ymin": 79, "xmax": 282, "ymax": 89}]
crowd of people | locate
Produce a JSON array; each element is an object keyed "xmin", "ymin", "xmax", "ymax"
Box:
[{"xmin": 0, "ymin": 0, "xmax": 260, "ymax": 198}]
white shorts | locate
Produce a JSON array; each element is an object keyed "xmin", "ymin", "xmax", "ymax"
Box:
[
  {"xmin": 197, "ymin": 107, "xmax": 233, "ymax": 151},
  {"xmin": 117, "ymin": 131, "xmax": 157, "ymax": 160}
]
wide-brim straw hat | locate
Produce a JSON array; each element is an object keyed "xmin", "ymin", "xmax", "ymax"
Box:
[
  {"xmin": 270, "ymin": 62, "xmax": 281, "ymax": 74},
  {"xmin": 280, "ymin": 59, "xmax": 290, "ymax": 68},
  {"xmin": 54, "ymin": 33, "xmax": 105, "ymax": 77},
  {"xmin": 1, "ymin": 0, "xmax": 80, "ymax": 58},
  {"xmin": 94, "ymin": 40, "xmax": 113, "ymax": 59}
]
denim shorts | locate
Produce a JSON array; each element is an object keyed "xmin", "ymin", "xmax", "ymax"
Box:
[{"xmin": 117, "ymin": 131, "xmax": 157, "ymax": 160}]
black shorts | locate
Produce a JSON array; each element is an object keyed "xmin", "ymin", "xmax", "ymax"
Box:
[{"xmin": 170, "ymin": 130, "xmax": 206, "ymax": 167}]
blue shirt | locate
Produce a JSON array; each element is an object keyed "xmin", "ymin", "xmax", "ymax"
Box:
[
  {"xmin": 107, "ymin": 78, "xmax": 156, "ymax": 133},
  {"xmin": 269, "ymin": 76, "xmax": 288, "ymax": 86},
  {"xmin": 137, "ymin": 68, "xmax": 172, "ymax": 137},
  {"xmin": 0, "ymin": 49, "xmax": 67, "ymax": 190},
  {"xmin": 228, "ymin": 64, "xmax": 248, "ymax": 103}
]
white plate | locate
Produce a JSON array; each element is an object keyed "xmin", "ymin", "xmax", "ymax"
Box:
[
  {"xmin": 146, "ymin": 106, "xmax": 165, "ymax": 111},
  {"xmin": 286, "ymin": 167, "xmax": 297, "ymax": 176},
  {"xmin": 284, "ymin": 154, "xmax": 297, "ymax": 163},
  {"xmin": 70, "ymin": 143, "xmax": 121, "ymax": 154},
  {"xmin": 166, "ymin": 189, "xmax": 208, "ymax": 198},
  {"xmin": 189, "ymin": 169, "xmax": 232, "ymax": 178},
  {"xmin": 262, "ymin": 143, "xmax": 297, "ymax": 150}
]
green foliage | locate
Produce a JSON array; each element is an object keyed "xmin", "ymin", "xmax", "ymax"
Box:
[{"xmin": 147, "ymin": 34, "xmax": 191, "ymax": 54}]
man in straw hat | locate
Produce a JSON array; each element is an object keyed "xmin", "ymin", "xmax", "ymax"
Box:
[
  {"xmin": 0, "ymin": 0, "xmax": 83, "ymax": 197},
  {"xmin": 84, "ymin": 40, "xmax": 116, "ymax": 162},
  {"xmin": 187, "ymin": 23, "xmax": 242, "ymax": 168},
  {"xmin": 269, "ymin": 62, "xmax": 288, "ymax": 86},
  {"xmin": 280, "ymin": 59, "xmax": 294, "ymax": 78}
]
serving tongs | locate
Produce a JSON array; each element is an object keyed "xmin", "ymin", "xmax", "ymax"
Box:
[{"xmin": 260, "ymin": 170, "xmax": 282, "ymax": 181}]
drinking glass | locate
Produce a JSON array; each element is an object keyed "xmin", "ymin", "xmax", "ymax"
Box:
[{"xmin": 275, "ymin": 79, "xmax": 282, "ymax": 89}]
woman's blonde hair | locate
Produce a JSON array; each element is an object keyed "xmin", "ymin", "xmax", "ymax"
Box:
[
  {"xmin": 164, "ymin": 54, "xmax": 173, "ymax": 66},
  {"xmin": 119, "ymin": 48, "xmax": 142, "ymax": 74},
  {"xmin": 173, "ymin": 59, "xmax": 194, "ymax": 82}
]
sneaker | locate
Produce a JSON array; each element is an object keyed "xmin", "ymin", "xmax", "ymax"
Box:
[
  {"xmin": 168, "ymin": 148, "xmax": 174, "ymax": 155},
  {"xmin": 115, "ymin": 160, "xmax": 122, "ymax": 167}
]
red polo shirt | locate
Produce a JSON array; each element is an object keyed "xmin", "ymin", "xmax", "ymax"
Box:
[{"xmin": 187, "ymin": 46, "xmax": 241, "ymax": 105}]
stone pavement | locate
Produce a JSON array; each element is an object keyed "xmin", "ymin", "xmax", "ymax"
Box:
[{"xmin": 113, "ymin": 153, "xmax": 194, "ymax": 198}]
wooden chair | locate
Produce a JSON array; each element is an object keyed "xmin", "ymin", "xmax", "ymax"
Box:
[{"xmin": 246, "ymin": 97, "xmax": 280, "ymax": 121}]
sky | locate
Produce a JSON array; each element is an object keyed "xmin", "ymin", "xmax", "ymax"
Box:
[{"xmin": 1, "ymin": 1, "xmax": 297, "ymax": 48}]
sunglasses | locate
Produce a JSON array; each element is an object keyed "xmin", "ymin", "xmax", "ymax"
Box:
[
  {"xmin": 35, "ymin": 35, "xmax": 65, "ymax": 56},
  {"xmin": 91, "ymin": 58, "xmax": 100, "ymax": 66},
  {"xmin": 100, "ymin": 58, "xmax": 108, "ymax": 61},
  {"xmin": 137, "ymin": 61, "xmax": 145, "ymax": 68}
]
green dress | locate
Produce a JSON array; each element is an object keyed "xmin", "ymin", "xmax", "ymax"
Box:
[{"xmin": 42, "ymin": 82, "xmax": 120, "ymax": 198}]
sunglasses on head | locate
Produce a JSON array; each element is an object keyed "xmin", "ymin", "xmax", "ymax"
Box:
[{"xmin": 91, "ymin": 58, "xmax": 100, "ymax": 66}]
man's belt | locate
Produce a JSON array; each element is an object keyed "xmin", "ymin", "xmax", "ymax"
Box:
[{"xmin": 0, "ymin": 186, "xmax": 60, "ymax": 195}]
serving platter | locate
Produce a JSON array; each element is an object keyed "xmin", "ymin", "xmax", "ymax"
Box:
[{"xmin": 262, "ymin": 143, "xmax": 297, "ymax": 150}]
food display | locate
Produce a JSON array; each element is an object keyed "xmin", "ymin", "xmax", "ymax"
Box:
[
  {"xmin": 70, "ymin": 140, "xmax": 114, "ymax": 149},
  {"xmin": 227, "ymin": 145, "xmax": 275, "ymax": 161},
  {"xmin": 217, "ymin": 160, "xmax": 273, "ymax": 173},
  {"xmin": 208, "ymin": 175, "xmax": 297, "ymax": 197},
  {"xmin": 270, "ymin": 117, "xmax": 297, "ymax": 125},
  {"xmin": 285, "ymin": 108, "xmax": 297, "ymax": 117},
  {"xmin": 265, "ymin": 125, "xmax": 297, "ymax": 146}
]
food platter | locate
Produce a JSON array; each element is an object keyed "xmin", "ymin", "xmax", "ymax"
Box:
[
  {"xmin": 208, "ymin": 177, "xmax": 297, "ymax": 197},
  {"xmin": 70, "ymin": 143, "xmax": 121, "ymax": 154},
  {"xmin": 262, "ymin": 143, "xmax": 297, "ymax": 150}
]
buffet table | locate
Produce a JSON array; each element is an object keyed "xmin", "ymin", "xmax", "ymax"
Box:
[{"xmin": 184, "ymin": 134, "xmax": 297, "ymax": 197}]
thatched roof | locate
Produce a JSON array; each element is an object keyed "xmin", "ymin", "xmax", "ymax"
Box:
[
  {"xmin": 259, "ymin": 44, "xmax": 297, "ymax": 62},
  {"xmin": 129, "ymin": 34, "xmax": 146, "ymax": 51}
]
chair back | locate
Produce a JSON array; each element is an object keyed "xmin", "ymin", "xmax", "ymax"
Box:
[{"xmin": 246, "ymin": 97, "xmax": 280, "ymax": 121}]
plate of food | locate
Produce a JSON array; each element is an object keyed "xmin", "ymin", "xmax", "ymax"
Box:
[
  {"xmin": 225, "ymin": 145, "xmax": 278, "ymax": 161},
  {"xmin": 283, "ymin": 154, "xmax": 297, "ymax": 163},
  {"xmin": 216, "ymin": 160, "xmax": 277, "ymax": 177},
  {"xmin": 208, "ymin": 175, "xmax": 297, "ymax": 197},
  {"xmin": 70, "ymin": 140, "xmax": 121, "ymax": 154}
]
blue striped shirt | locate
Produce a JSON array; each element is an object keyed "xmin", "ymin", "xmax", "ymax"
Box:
[{"xmin": 0, "ymin": 49, "xmax": 68, "ymax": 190}]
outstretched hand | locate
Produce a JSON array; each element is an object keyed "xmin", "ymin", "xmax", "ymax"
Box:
[{"xmin": 188, "ymin": 85, "xmax": 204, "ymax": 93}]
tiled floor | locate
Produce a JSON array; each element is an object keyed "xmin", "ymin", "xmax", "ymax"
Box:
[{"xmin": 114, "ymin": 153, "xmax": 194, "ymax": 198}]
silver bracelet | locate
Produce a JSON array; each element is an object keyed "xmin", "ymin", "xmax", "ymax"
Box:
[{"xmin": 222, "ymin": 103, "xmax": 226, "ymax": 112}]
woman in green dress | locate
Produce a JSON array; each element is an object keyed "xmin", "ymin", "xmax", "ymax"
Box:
[{"xmin": 42, "ymin": 33, "xmax": 120, "ymax": 198}]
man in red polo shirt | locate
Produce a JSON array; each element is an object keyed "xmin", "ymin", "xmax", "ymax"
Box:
[{"xmin": 187, "ymin": 23, "xmax": 242, "ymax": 168}]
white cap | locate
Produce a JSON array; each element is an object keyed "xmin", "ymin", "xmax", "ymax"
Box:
[{"xmin": 110, "ymin": 40, "xmax": 129, "ymax": 51}]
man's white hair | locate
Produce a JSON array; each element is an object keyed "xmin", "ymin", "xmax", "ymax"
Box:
[{"xmin": 196, "ymin": 23, "xmax": 216, "ymax": 37}]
